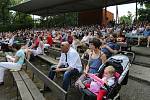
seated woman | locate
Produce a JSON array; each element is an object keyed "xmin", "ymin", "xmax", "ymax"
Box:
[
  {"xmin": 75, "ymin": 38, "xmax": 107, "ymax": 86},
  {"xmin": 0, "ymin": 43, "xmax": 26, "ymax": 85},
  {"xmin": 80, "ymin": 32, "xmax": 91, "ymax": 47},
  {"xmin": 53, "ymin": 31, "xmax": 62, "ymax": 43},
  {"xmin": 71, "ymin": 34, "xmax": 81, "ymax": 50},
  {"xmin": 26, "ymin": 36, "xmax": 44, "ymax": 60}
]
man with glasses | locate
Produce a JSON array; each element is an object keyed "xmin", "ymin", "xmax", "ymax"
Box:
[{"xmin": 48, "ymin": 42, "xmax": 82, "ymax": 91}]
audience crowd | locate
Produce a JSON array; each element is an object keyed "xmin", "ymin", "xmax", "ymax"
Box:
[{"xmin": 0, "ymin": 22, "xmax": 149, "ymax": 100}]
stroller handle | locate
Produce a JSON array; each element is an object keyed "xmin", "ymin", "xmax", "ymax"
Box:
[{"xmin": 117, "ymin": 51, "xmax": 135, "ymax": 64}]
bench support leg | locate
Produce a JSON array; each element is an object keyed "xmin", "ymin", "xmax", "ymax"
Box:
[
  {"xmin": 12, "ymin": 77, "xmax": 15, "ymax": 87},
  {"xmin": 25, "ymin": 64, "xmax": 28, "ymax": 71},
  {"xmin": 32, "ymin": 73, "xmax": 35, "ymax": 81},
  {"xmin": 17, "ymin": 88, "xmax": 19, "ymax": 100}
]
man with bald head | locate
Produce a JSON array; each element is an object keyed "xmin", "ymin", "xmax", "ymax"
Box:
[{"xmin": 48, "ymin": 42, "xmax": 82, "ymax": 91}]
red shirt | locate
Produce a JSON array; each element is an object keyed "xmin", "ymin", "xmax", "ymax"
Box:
[
  {"xmin": 67, "ymin": 36, "xmax": 73, "ymax": 44},
  {"xmin": 47, "ymin": 34, "xmax": 53, "ymax": 46},
  {"xmin": 32, "ymin": 37, "xmax": 39, "ymax": 48}
]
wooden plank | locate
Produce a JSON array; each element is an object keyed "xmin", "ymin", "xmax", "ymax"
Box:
[
  {"xmin": 5, "ymin": 52, "xmax": 13, "ymax": 56},
  {"xmin": 49, "ymin": 47, "xmax": 61, "ymax": 51},
  {"xmin": 49, "ymin": 50, "xmax": 61, "ymax": 58},
  {"xmin": 37, "ymin": 55, "xmax": 58, "ymax": 65},
  {"xmin": 18, "ymin": 70, "xmax": 45, "ymax": 100},
  {"xmin": 25, "ymin": 59, "xmax": 67, "ymax": 100},
  {"xmin": 48, "ymin": 47, "xmax": 61, "ymax": 59},
  {"xmin": 19, "ymin": 70, "xmax": 30, "ymax": 80},
  {"xmin": 12, "ymin": 72, "xmax": 33, "ymax": 100},
  {"xmin": 16, "ymin": 80, "xmax": 33, "ymax": 100},
  {"xmin": 12, "ymin": 72, "xmax": 22, "ymax": 81},
  {"xmin": 23, "ymin": 79, "xmax": 45, "ymax": 100}
]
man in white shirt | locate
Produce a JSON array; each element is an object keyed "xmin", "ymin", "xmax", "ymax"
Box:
[{"xmin": 48, "ymin": 42, "xmax": 82, "ymax": 91}]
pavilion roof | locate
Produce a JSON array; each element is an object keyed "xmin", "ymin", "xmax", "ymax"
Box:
[{"xmin": 10, "ymin": 0, "xmax": 149, "ymax": 16}]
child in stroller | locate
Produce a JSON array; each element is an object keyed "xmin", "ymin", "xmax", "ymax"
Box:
[
  {"xmin": 78, "ymin": 65, "xmax": 118, "ymax": 100},
  {"xmin": 84, "ymin": 66, "xmax": 116, "ymax": 100},
  {"xmin": 77, "ymin": 52, "xmax": 132, "ymax": 100}
]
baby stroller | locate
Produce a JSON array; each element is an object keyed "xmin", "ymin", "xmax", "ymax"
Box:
[{"xmin": 80, "ymin": 51, "xmax": 135, "ymax": 100}]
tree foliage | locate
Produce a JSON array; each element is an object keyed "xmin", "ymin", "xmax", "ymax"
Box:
[
  {"xmin": 0, "ymin": 0, "xmax": 11, "ymax": 25},
  {"xmin": 0, "ymin": 0, "xmax": 34, "ymax": 32},
  {"xmin": 0, "ymin": 0, "xmax": 78, "ymax": 32},
  {"xmin": 37, "ymin": 12, "xmax": 78, "ymax": 28},
  {"xmin": 138, "ymin": 1, "xmax": 150, "ymax": 22},
  {"xmin": 119, "ymin": 11, "xmax": 133, "ymax": 25}
]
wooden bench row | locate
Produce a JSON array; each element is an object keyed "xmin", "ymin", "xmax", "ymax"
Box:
[
  {"xmin": 5, "ymin": 51, "xmax": 68, "ymax": 100},
  {"xmin": 25, "ymin": 59, "xmax": 68, "ymax": 100},
  {"xmin": 12, "ymin": 70, "xmax": 45, "ymax": 100},
  {"xmin": 5, "ymin": 52, "xmax": 45, "ymax": 100}
]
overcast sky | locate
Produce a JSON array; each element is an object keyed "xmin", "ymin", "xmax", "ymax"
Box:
[{"xmin": 107, "ymin": 3, "xmax": 137, "ymax": 19}]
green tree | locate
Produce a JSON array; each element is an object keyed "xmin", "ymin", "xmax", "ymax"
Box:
[
  {"xmin": 13, "ymin": 12, "xmax": 33, "ymax": 29},
  {"xmin": 39, "ymin": 12, "xmax": 78, "ymax": 27},
  {"xmin": 0, "ymin": 0, "xmax": 11, "ymax": 25},
  {"xmin": 138, "ymin": 1, "xmax": 150, "ymax": 22},
  {"xmin": 119, "ymin": 11, "xmax": 133, "ymax": 25},
  {"xmin": 0, "ymin": 0, "xmax": 34, "ymax": 31},
  {"xmin": 0, "ymin": 0, "xmax": 78, "ymax": 31}
]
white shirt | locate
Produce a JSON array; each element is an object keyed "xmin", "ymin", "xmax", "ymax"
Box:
[
  {"xmin": 59, "ymin": 47, "xmax": 82, "ymax": 72},
  {"xmin": 102, "ymin": 76, "xmax": 115, "ymax": 86},
  {"xmin": 9, "ymin": 36, "xmax": 14, "ymax": 46},
  {"xmin": 37, "ymin": 41, "xmax": 44, "ymax": 54},
  {"xmin": 71, "ymin": 39, "xmax": 80, "ymax": 50},
  {"xmin": 132, "ymin": 30, "xmax": 137, "ymax": 34},
  {"xmin": 81, "ymin": 36, "xmax": 90, "ymax": 44}
]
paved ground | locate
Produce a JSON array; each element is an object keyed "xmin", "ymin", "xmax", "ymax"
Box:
[
  {"xmin": 120, "ymin": 78, "xmax": 150, "ymax": 100},
  {"xmin": 131, "ymin": 46, "xmax": 150, "ymax": 56},
  {"xmin": 130, "ymin": 64, "xmax": 150, "ymax": 83},
  {"xmin": 133, "ymin": 55, "xmax": 150, "ymax": 67}
]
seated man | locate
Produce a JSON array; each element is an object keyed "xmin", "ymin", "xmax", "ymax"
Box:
[
  {"xmin": 48, "ymin": 42, "xmax": 82, "ymax": 91},
  {"xmin": 101, "ymin": 34, "xmax": 120, "ymax": 58}
]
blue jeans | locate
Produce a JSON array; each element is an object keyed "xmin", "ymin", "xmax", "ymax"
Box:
[{"xmin": 48, "ymin": 66, "xmax": 79, "ymax": 91}]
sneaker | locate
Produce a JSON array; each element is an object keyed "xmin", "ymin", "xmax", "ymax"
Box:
[{"xmin": 147, "ymin": 45, "xmax": 149, "ymax": 48}]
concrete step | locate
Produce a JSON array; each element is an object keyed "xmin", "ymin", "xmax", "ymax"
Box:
[
  {"xmin": 129, "ymin": 64, "xmax": 150, "ymax": 84},
  {"xmin": 131, "ymin": 46, "xmax": 150, "ymax": 57},
  {"xmin": 133, "ymin": 55, "xmax": 150, "ymax": 68}
]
